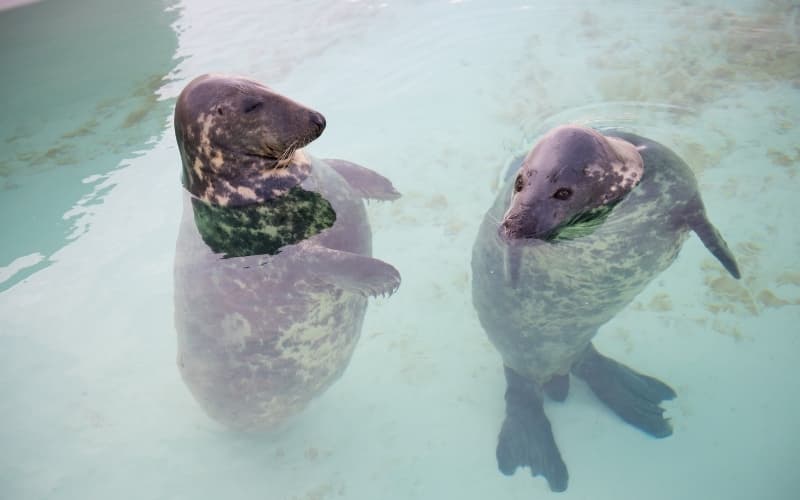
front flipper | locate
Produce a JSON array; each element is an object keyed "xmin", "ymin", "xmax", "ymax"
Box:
[
  {"xmin": 290, "ymin": 242, "xmax": 401, "ymax": 297},
  {"xmin": 497, "ymin": 366, "xmax": 568, "ymax": 492},
  {"xmin": 324, "ymin": 159, "xmax": 401, "ymax": 201},
  {"xmin": 571, "ymin": 343, "xmax": 676, "ymax": 438},
  {"xmin": 684, "ymin": 199, "xmax": 740, "ymax": 279}
]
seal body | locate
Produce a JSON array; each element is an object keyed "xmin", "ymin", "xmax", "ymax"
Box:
[
  {"xmin": 471, "ymin": 125, "xmax": 740, "ymax": 491},
  {"xmin": 474, "ymin": 129, "xmax": 694, "ymax": 382},
  {"xmin": 173, "ymin": 74, "xmax": 401, "ymax": 431}
]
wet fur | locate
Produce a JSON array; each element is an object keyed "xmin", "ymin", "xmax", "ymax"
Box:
[
  {"xmin": 173, "ymin": 75, "xmax": 400, "ymax": 430},
  {"xmin": 471, "ymin": 127, "xmax": 739, "ymax": 490},
  {"xmin": 473, "ymin": 129, "xmax": 735, "ymax": 383}
]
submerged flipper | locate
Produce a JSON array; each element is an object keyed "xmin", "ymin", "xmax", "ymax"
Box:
[
  {"xmin": 543, "ymin": 374, "xmax": 570, "ymax": 402},
  {"xmin": 572, "ymin": 343, "xmax": 675, "ymax": 438},
  {"xmin": 324, "ymin": 159, "xmax": 401, "ymax": 201},
  {"xmin": 288, "ymin": 242, "xmax": 401, "ymax": 297},
  {"xmin": 683, "ymin": 198, "xmax": 740, "ymax": 279},
  {"xmin": 497, "ymin": 366, "xmax": 568, "ymax": 492}
]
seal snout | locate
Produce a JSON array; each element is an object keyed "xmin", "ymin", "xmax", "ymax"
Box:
[
  {"xmin": 500, "ymin": 211, "xmax": 545, "ymax": 241},
  {"xmin": 310, "ymin": 111, "xmax": 326, "ymax": 136},
  {"xmin": 294, "ymin": 110, "xmax": 326, "ymax": 150}
]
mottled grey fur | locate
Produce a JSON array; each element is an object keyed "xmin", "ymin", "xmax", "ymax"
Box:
[
  {"xmin": 471, "ymin": 125, "xmax": 739, "ymax": 491},
  {"xmin": 173, "ymin": 75, "xmax": 400, "ymax": 430},
  {"xmin": 473, "ymin": 125, "xmax": 738, "ymax": 383}
]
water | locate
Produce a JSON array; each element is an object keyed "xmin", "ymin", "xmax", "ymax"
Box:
[{"xmin": 1, "ymin": 0, "xmax": 798, "ymax": 498}]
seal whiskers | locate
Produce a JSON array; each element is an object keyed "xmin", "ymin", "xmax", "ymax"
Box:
[{"xmin": 275, "ymin": 139, "xmax": 300, "ymax": 169}]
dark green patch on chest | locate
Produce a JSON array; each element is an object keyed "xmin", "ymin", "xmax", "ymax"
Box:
[{"xmin": 191, "ymin": 187, "xmax": 336, "ymax": 258}]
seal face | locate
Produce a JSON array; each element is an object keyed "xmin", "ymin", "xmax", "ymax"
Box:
[
  {"xmin": 471, "ymin": 125, "xmax": 740, "ymax": 491},
  {"xmin": 174, "ymin": 73, "xmax": 327, "ymax": 207},
  {"xmin": 501, "ymin": 125, "xmax": 644, "ymax": 242},
  {"xmin": 173, "ymin": 74, "xmax": 401, "ymax": 431}
]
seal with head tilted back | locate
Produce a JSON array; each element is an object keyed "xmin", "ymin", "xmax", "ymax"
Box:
[{"xmin": 173, "ymin": 74, "xmax": 402, "ymax": 430}]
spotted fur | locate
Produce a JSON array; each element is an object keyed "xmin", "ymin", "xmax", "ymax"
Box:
[
  {"xmin": 174, "ymin": 74, "xmax": 325, "ymax": 207},
  {"xmin": 472, "ymin": 128, "xmax": 738, "ymax": 385},
  {"xmin": 173, "ymin": 75, "xmax": 400, "ymax": 430}
]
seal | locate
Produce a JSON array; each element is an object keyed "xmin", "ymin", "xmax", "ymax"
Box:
[
  {"xmin": 471, "ymin": 125, "xmax": 740, "ymax": 491},
  {"xmin": 173, "ymin": 74, "xmax": 402, "ymax": 431}
]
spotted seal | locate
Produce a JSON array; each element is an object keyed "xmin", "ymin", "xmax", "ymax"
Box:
[
  {"xmin": 173, "ymin": 74, "xmax": 401, "ymax": 430},
  {"xmin": 471, "ymin": 125, "xmax": 740, "ymax": 491}
]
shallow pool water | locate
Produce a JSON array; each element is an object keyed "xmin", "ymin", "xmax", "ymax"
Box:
[{"xmin": 1, "ymin": 1, "xmax": 799, "ymax": 499}]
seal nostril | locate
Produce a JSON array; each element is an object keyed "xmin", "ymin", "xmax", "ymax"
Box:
[{"xmin": 312, "ymin": 112, "xmax": 326, "ymax": 132}]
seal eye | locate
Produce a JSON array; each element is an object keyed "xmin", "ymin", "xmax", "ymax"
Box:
[
  {"xmin": 243, "ymin": 99, "xmax": 263, "ymax": 113},
  {"xmin": 553, "ymin": 188, "xmax": 572, "ymax": 200},
  {"xmin": 216, "ymin": 107, "xmax": 224, "ymax": 116},
  {"xmin": 514, "ymin": 175, "xmax": 524, "ymax": 193}
]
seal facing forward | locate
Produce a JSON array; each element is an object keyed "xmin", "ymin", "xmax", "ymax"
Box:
[
  {"xmin": 471, "ymin": 125, "xmax": 740, "ymax": 491},
  {"xmin": 173, "ymin": 74, "xmax": 401, "ymax": 430}
]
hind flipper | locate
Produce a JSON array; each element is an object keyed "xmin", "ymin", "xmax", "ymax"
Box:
[
  {"xmin": 324, "ymin": 159, "xmax": 401, "ymax": 201},
  {"xmin": 683, "ymin": 199, "xmax": 740, "ymax": 279},
  {"xmin": 572, "ymin": 344, "xmax": 675, "ymax": 438},
  {"xmin": 497, "ymin": 366, "xmax": 568, "ymax": 492}
]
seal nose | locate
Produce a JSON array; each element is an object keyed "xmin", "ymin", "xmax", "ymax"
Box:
[
  {"xmin": 501, "ymin": 210, "xmax": 544, "ymax": 240},
  {"xmin": 311, "ymin": 112, "xmax": 326, "ymax": 135},
  {"xmin": 499, "ymin": 217, "xmax": 516, "ymax": 241}
]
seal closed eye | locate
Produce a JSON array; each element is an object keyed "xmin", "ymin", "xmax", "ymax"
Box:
[{"xmin": 472, "ymin": 124, "xmax": 740, "ymax": 492}]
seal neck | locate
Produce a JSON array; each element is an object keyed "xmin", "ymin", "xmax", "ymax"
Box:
[
  {"xmin": 188, "ymin": 183, "xmax": 336, "ymax": 258},
  {"xmin": 182, "ymin": 149, "xmax": 312, "ymax": 207}
]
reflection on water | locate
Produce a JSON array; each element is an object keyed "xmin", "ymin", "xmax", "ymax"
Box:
[{"xmin": 0, "ymin": 0, "xmax": 179, "ymax": 290}]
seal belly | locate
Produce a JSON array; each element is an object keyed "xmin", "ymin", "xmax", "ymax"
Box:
[
  {"xmin": 174, "ymin": 253, "xmax": 367, "ymax": 430},
  {"xmin": 174, "ymin": 185, "xmax": 370, "ymax": 430},
  {"xmin": 173, "ymin": 159, "xmax": 375, "ymax": 431}
]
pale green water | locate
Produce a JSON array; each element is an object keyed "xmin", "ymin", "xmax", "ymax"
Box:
[{"xmin": 1, "ymin": 1, "xmax": 799, "ymax": 499}]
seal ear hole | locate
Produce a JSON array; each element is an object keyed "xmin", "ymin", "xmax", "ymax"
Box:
[
  {"xmin": 514, "ymin": 174, "xmax": 524, "ymax": 193},
  {"xmin": 553, "ymin": 188, "xmax": 573, "ymax": 200}
]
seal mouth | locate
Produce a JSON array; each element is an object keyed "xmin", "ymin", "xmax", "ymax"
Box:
[
  {"xmin": 499, "ymin": 202, "xmax": 619, "ymax": 243},
  {"xmin": 257, "ymin": 125, "xmax": 322, "ymax": 168},
  {"xmin": 245, "ymin": 138, "xmax": 305, "ymax": 167},
  {"xmin": 498, "ymin": 218, "xmax": 555, "ymax": 243},
  {"xmin": 274, "ymin": 141, "xmax": 301, "ymax": 168}
]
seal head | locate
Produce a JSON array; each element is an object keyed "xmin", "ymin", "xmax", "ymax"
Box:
[
  {"xmin": 501, "ymin": 125, "xmax": 643, "ymax": 242},
  {"xmin": 174, "ymin": 74, "xmax": 326, "ymax": 206}
]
